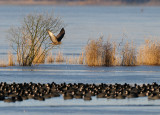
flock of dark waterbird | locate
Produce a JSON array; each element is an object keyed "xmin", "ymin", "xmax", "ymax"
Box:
[{"xmin": 0, "ymin": 82, "xmax": 160, "ymax": 103}]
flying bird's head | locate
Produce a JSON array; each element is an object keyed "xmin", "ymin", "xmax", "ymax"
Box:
[{"xmin": 46, "ymin": 29, "xmax": 50, "ymax": 32}]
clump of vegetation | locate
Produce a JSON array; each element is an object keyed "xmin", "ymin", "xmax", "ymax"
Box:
[
  {"xmin": 85, "ymin": 37, "xmax": 104, "ymax": 66},
  {"xmin": 0, "ymin": 60, "xmax": 7, "ymax": 67},
  {"xmin": 46, "ymin": 52, "xmax": 54, "ymax": 63},
  {"xmin": 33, "ymin": 47, "xmax": 46, "ymax": 64},
  {"xmin": 137, "ymin": 40, "xmax": 160, "ymax": 65},
  {"xmin": 8, "ymin": 52, "xmax": 15, "ymax": 66},
  {"xmin": 66, "ymin": 55, "xmax": 78, "ymax": 64},
  {"xmin": 78, "ymin": 51, "xmax": 84, "ymax": 64},
  {"xmin": 103, "ymin": 41, "xmax": 116, "ymax": 66},
  {"xmin": 8, "ymin": 12, "xmax": 64, "ymax": 66},
  {"xmin": 121, "ymin": 42, "xmax": 136, "ymax": 66},
  {"xmin": 55, "ymin": 51, "xmax": 65, "ymax": 63},
  {"xmin": 84, "ymin": 37, "xmax": 117, "ymax": 66}
]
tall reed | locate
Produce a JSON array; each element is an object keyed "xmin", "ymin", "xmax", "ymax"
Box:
[
  {"xmin": 85, "ymin": 37, "xmax": 104, "ymax": 66},
  {"xmin": 137, "ymin": 40, "xmax": 160, "ymax": 65},
  {"xmin": 0, "ymin": 60, "xmax": 7, "ymax": 67},
  {"xmin": 78, "ymin": 51, "xmax": 84, "ymax": 64},
  {"xmin": 46, "ymin": 52, "xmax": 54, "ymax": 63},
  {"xmin": 33, "ymin": 47, "xmax": 46, "ymax": 64},
  {"xmin": 55, "ymin": 51, "xmax": 64, "ymax": 63},
  {"xmin": 103, "ymin": 41, "xmax": 116, "ymax": 66},
  {"xmin": 8, "ymin": 52, "xmax": 15, "ymax": 66},
  {"xmin": 85, "ymin": 37, "xmax": 117, "ymax": 66},
  {"xmin": 66, "ymin": 55, "xmax": 78, "ymax": 64},
  {"xmin": 121, "ymin": 42, "xmax": 136, "ymax": 66}
]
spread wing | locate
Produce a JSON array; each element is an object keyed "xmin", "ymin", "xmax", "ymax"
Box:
[
  {"xmin": 56, "ymin": 28, "xmax": 65, "ymax": 42},
  {"xmin": 47, "ymin": 30, "xmax": 58, "ymax": 43}
]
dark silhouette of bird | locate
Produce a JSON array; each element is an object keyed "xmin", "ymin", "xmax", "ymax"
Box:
[{"xmin": 47, "ymin": 28, "xmax": 65, "ymax": 45}]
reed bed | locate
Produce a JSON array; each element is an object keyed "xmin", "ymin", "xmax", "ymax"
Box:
[
  {"xmin": 121, "ymin": 42, "xmax": 136, "ymax": 66},
  {"xmin": 33, "ymin": 47, "xmax": 46, "ymax": 64},
  {"xmin": 46, "ymin": 52, "xmax": 54, "ymax": 63},
  {"xmin": 78, "ymin": 51, "xmax": 84, "ymax": 64},
  {"xmin": 4, "ymin": 37, "xmax": 160, "ymax": 67},
  {"xmin": 45, "ymin": 51, "xmax": 84, "ymax": 65},
  {"xmin": 103, "ymin": 41, "xmax": 117, "ymax": 66},
  {"xmin": 85, "ymin": 38, "xmax": 104, "ymax": 66},
  {"xmin": 84, "ymin": 37, "xmax": 117, "ymax": 66},
  {"xmin": 137, "ymin": 40, "xmax": 160, "ymax": 65},
  {"xmin": 8, "ymin": 52, "xmax": 15, "ymax": 66},
  {"xmin": 55, "ymin": 51, "xmax": 65, "ymax": 63},
  {"xmin": 84, "ymin": 38, "xmax": 160, "ymax": 66},
  {"xmin": 0, "ymin": 60, "xmax": 7, "ymax": 67},
  {"xmin": 66, "ymin": 55, "xmax": 79, "ymax": 64}
]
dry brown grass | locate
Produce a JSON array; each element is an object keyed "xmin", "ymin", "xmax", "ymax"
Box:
[
  {"xmin": 0, "ymin": 60, "xmax": 7, "ymax": 67},
  {"xmin": 66, "ymin": 55, "xmax": 78, "ymax": 64},
  {"xmin": 78, "ymin": 51, "xmax": 84, "ymax": 64},
  {"xmin": 8, "ymin": 52, "xmax": 15, "ymax": 66},
  {"xmin": 85, "ymin": 37, "xmax": 104, "ymax": 66},
  {"xmin": 6, "ymin": 37, "xmax": 160, "ymax": 67},
  {"xmin": 137, "ymin": 40, "xmax": 160, "ymax": 65},
  {"xmin": 103, "ymin": 41, "xmax": 117, "ymax": 66},
  {"xmin": 65, "ymin": 51, "xmax": 84, "ymax": 65},
  {"xmin": 55, "ymin": 51, "xmax": 65, "ymax": 63},
  {"xmin": 84, "ymin": 37, "xmax": 117, "ymax": 66},
  {"xmin": 33, "ymin": 47, "xmax": 46, "ymax": 64},
  {"xmin": 121, "ymin": 42, "xmax": 136, "ymax": 66},
  {"xmin": 46, "ymin": 52, "xmax": 54, "ymax": 63}
]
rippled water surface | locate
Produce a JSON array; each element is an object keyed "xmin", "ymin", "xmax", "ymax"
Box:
[
  {"xmin": 0, "ymin": 5, "xmax": 160, "ymax": 115},
  {"xmin": 0, "ymin": 65, "xmax": 160, "ymax": 115}
]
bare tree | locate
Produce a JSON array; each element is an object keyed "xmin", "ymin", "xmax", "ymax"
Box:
[{"xmin": 8, "ymin": 12, "xmax": 64, "ymax": 66}]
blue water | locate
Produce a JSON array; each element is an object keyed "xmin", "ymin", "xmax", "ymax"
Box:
[
  {"xmin": 0, "ymin": 6, "xmax": 160, "ymax": 56},
  {"xmin": 0, "ymin": 5, "xmax": 160, "ymax": 115}
]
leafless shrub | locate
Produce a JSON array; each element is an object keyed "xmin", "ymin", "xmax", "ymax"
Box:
[{"xmin": 8, "ymin": 12, "xmax": 64, "ymax": 66}]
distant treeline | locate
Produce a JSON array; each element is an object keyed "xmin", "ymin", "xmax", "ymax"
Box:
[
  {"xmin": 0, "ymin": 0, "xmax": 156, "ymax": 1},
  {"xmin": 0, "ymin": 0, "xmax": 160, "ymax": 5},
  {"xmin": 0, "ymin": 0, "xmax": 160, "ymax": 2}
]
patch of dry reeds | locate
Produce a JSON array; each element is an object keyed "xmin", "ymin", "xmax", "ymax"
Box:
[
  {"xmin": 33, "ymin": 47, "xmax": 46, "ymax": 64},
  {"xmin": 8, "ymin": 52, "xmax": 15, "ymax": 66},
  {"xmin": 137, "ymin": 40, "xmax": 160, "ymax": 65},
  {"xmin": 85, "ymin": 37, "xmax": 117, "ymax": 66},
  {"xmin": 66, "ymin": 55, "xmax": 78, "ymax": 64},
  {"xmin": 46, "ymin": 52, "xmax": 54, "ymax": 63},
  {"xmin": 121, "ymin": 42, "xmax": 136, "ymax": 66},
  {"xmin": 103, "ymin": 41, "xmax": 117, "ymax": 66},
  {"xmin": 85, "ymin": 37, "xmax": 104, "ymax": 66},
  {"xmin": 55, "ymin": 51, "xmax": 64, "ymax": 63},
  {"xmin": 0, "ymin": 60, "xmax": 7, "ymax": 67},
  {"xmin": 78, "ymin": 51, "xmax": 84, "ymax": 64}
]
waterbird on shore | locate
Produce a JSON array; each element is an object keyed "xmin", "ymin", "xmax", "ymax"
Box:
[{"xmin": 47, "ymin": 28, "xmax": 65, "ymax": 45}]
